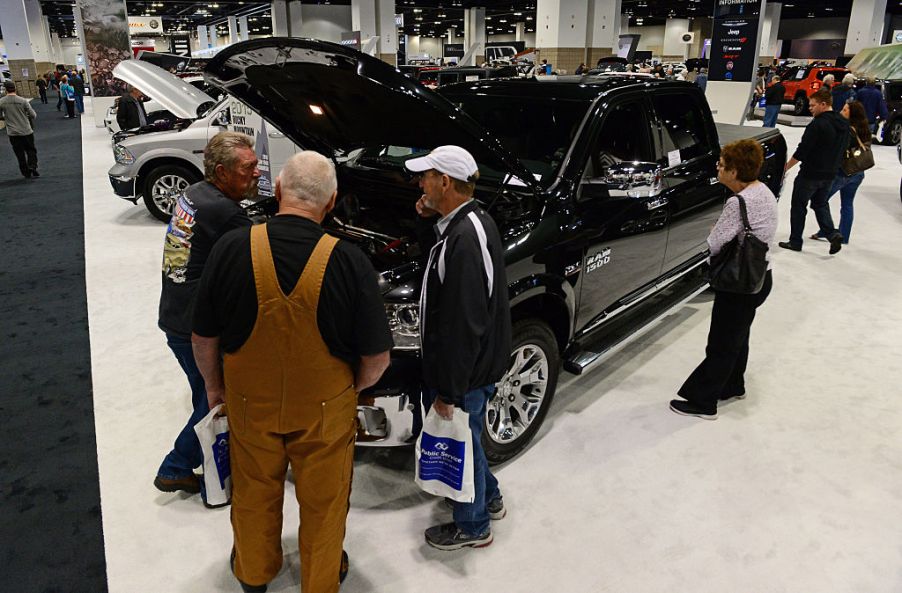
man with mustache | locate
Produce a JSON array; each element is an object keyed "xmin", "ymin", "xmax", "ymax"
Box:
[{"xmin": 154, "ymin": 131, "xmax": 257, "ymax": 507}]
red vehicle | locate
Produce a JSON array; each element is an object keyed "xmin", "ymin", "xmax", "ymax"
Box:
[{"xmin": 779, "ymin": 64, "xmax": 850, "ymax": 115}]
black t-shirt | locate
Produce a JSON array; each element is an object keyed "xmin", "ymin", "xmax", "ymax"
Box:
[
  {"xmin": 158, "ymin": 181, "xmax": 251, "ymax": 338},
  {"xmin": 192, "ymin": 215, "xmax": 393, "ymax": 364}
]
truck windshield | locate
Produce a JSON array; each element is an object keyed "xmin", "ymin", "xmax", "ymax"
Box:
[{"xmin": 442, "ymin": 93, "xmax": 592, "ymax": 184}]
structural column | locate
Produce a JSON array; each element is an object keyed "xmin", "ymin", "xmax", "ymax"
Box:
[
  {"xmin": 239, "ymin": 16, "xmax": 250, "ymax": 41},
  {"xmin": 758, "ymin": 2, "xmax": 782, "ymax": 62},
  {"xmin": 663, "ymin": 18, "xmax": 691, "ymax": 61},
  {"xmin": 197, "ymin": 25, "xmax": 210, "ymax": 50},
  {"xmin": 845, "ymin": 0, "xmax": 887, "ymax": 55},
  {"xmin": 516, "ymin": 21, "xmax": 526, "ymax": 43},
  {"xmin": 536, "ymin": 0, "xmax": 586, "ymax": 74},
  {"xmin": 352, "ymin": 0, "xmax": 396, "ymax": 64},
  {"xmin": 228, "ymin": 16, "xmax": 239, "ymax": 44},
  {"xmin": 0, "ymin": 0, "xmax": 39, "ymax": 96},
  {"xmin": 463, "ymin": 7, "xmax": 485, "ymax": 66},
  {"xmin": 271, "ymin": 0, "xmax": 290, "ymax": 36},
  {"xmin": 586, "ymin": 0, "xmax": 621, "ymax": 66}
]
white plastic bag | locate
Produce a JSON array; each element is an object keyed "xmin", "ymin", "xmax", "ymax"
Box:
[
  {"xmin": 415, "ymin": 408, "xmax": 474, "ymax": 503},
  {"xmin": 193, "ymin": 403, "xmax": 231, "ymax": 506}
]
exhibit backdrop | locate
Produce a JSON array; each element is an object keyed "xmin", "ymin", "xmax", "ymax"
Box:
[{"xmin": 77, "ymin": 0, "xmax": 132, "ymax": 97}]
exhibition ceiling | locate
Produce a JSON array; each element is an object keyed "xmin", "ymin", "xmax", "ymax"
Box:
[{"xmin": 31, "ymin": 0, "xmax": 902, "ymax": 41}]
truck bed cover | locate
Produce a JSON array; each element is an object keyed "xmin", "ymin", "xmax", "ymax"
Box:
[{"xmin": 716, "ymin": 122, "xmax": 782, "ymax": 146}]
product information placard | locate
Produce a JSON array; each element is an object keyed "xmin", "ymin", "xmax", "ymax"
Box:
[{"xmin": 708, "ymin": 0, "xmax": 763, "ymax": 83}]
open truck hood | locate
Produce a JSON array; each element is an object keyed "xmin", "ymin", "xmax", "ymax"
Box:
[
  {"xmin": 202, "ymin": 37, "xmax": 538, "ymax": 189},
  {"xmin": 113, "ymin": 60, "xmax": 215, "ymax": 120}
]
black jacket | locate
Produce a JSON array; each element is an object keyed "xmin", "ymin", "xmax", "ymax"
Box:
[
  {"xmin": 793, "ymin": 110, "xmax": 850, "ymax": 180},
  {"xmin": 419, "ymin": 201, "xmax": 512, "ymax": 406},
  {"xmin": 117, "ymin": 94, "xmax": 146, "ymax": 130},
  {"xmin": 765, "ymin": 83, "xmax": 784, "ymax": 106}
]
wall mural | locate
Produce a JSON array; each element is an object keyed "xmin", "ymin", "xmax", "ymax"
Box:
[{"xmin": 77, "ymin": 0, "xmax": 132, "ymax": 96}]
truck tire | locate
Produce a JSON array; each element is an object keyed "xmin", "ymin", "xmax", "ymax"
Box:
[
  {"xmin": 483, "ymin": 319, "xmax": 560, "ymax": 464},
  {"xmin": 883, "ymin": 118, "xmax": 902, "ymax": 146},
  {"xmin": 793, "ymin": 94, "xmax": 809, "ymax": 116},
  {"xmin": 143, "ymin": 165, "xmax": 200, "ymax": 223}
]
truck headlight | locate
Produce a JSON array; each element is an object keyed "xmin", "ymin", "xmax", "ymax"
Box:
[
  {"xmin": 114, "ymin": 143, "xmax": 135, "ymax": 165},
  {"xmin": 385, "ymin": 303, "xmax": 420, "ymax": 350}
]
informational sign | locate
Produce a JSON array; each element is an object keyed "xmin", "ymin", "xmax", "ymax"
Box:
[
  {"xmin": 131, "ymin": 38, "xmax": 155, "ymax": 58},
  {"xmin": 340, "ymin": 31, "xmax": 362, "ymax": 52},
  {"xmin": 128, "ymin": 16, "xmax": 163, "ymax": 35},
  {"xmin": 709, "ymin": 0, "xmax": 763, "ymax": 83},
  {"xmin": 444, "ymin": 43, "xmax": 464, "ymax": 59},
  {"xmin": 170, "ymin": 35, "xmax": 191, "ymax": 57},
  {"xmin": 395, "ymin": 14, "xmax": 404, "ymax": 27},
  {"xmin": 616, "ymin": 34, "xmax": 641, "ymax": 61}
]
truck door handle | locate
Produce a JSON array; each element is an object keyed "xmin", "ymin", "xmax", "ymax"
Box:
[
  {"xmin": 269, "ymin": 131, "xmax": 285, "ymax": 138},
  {"xmin": 646, "ymin": 197, "xmax": 669, "ymax": 210}
]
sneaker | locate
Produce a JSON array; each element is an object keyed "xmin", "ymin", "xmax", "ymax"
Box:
[
  {"xmin": 230, "ymin": 548, "xmax": 268, "ymax": 593},
  {"xmin": 828, "ymin": 233, "xmax": 843, "ymax": 255},
  {"xmin": 487, "ymin": 497, "xmax": 506, "ymax": 520},
  {"xmin": 154, "ymin": 474, "xmax": 200, "ymax": 494},
  {"xmin": 778, "ymin": 241, "xmax": 801, "ymax": 252},
  {"xmin": 443, "ymin": 497, "xmax": 506, "ymax": 520},
  {"xmin": 424, "ymin": 522, "xmax": 493, "ymax": 551},
  {"xmin": 718, "ymin": 393, "xmax": 747, "ymax": 403},
  {"xmin": 669, "ymin": 399, "xmax": 717, "ymax": 420}
]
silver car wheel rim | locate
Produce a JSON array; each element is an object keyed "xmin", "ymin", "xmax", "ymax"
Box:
[
  {"xmin": 891, "ymin": 121, "xmax": 902, "ymax": 146},
  {"xmin": 487, "ymin": 344, "xmax": 549, "ymax": 445},
  {"xmin": 151, "ymin": 174, "xmax": 189, "ymax": 215}
]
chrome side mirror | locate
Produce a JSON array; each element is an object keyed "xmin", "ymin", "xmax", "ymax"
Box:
[{"xmin": 602, "ymin": 162, "xmax": 661, "ymax": 189}]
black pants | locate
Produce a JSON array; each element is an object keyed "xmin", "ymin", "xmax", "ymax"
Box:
[
  {"xmin": 56, "ymin": 90, "xmax": 63, "ymax": 110},
  {"xmin": 788, "ymin": 176, "xmax": 838, "ymax": 247},
  {"xmin": 678, "ymin": 271, "xmax": 773, "ymax": 410},
  {"xmin": 9, "ymin": 134, "xmax": 38, "ymax": 176},
  {"xmin": 65, "ymin": 99, "xmax": 75, "ymax": 118},
  {"xmin": 38, "ymin": 88, "xmax": 47, "ymax": 103}
]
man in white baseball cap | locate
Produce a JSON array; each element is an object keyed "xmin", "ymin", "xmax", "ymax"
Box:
[{"xmin": 406, "ymin": 146, "xmax": 513, "ymax": 551}]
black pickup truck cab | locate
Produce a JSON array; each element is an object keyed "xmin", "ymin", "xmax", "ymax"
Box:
[{"xmin": 205, "ymin": 39, "xmax": 787, "ymax": 463}]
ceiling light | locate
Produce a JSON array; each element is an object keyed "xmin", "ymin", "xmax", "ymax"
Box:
[{"xmin": 309, "ymin": 105, "xmax": 324, "ymax": 115}]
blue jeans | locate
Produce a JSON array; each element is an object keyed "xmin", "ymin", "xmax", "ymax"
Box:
[
  {"xmin": 816, "ymin": 171, "xmax": 864, "ymax": 244},
  {"xmin": 788, "ymin": 176, "xmax": 838, "ymax": 248},
  {"xmin": 157, "ymin": 333, "xmax": 209, "ymax": 480},
  {"xmin": 763, "ymin": 104, "xmax": 781, "ymax": 127},
  {"xmin": 75, "ymin": 95, "xmax": 84, "ymax": 113},
  {"xmin": 423, "ymin": 386, "xmax": 501, "ymax": 536}
]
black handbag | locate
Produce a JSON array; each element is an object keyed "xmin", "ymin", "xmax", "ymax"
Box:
[
  {"xmin": 841, "ymin": 129, "xmax": 875, "ymax": 176},
  {"xmin": 708, "ymin": 195, "xmax": 769, "ymax": 294}
]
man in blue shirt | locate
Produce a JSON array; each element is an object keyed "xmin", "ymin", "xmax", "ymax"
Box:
[{"xmin": 856, "ymin": 78, "xmax": 889, "ymax": 136}]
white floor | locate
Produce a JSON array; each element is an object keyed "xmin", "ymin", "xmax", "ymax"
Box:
[{"xmin": 81, "ymin": 99, "xmax": 902, "ymax": 593}]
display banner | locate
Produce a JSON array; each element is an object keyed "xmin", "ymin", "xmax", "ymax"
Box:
[
  {"xmin": 709, "ymin": 0, "xmax": 763, "ymax": 83},
  {"xmin": 616, "ymin": 34, "xmax": 641, "ymax": 61},
  {"xmin": 128, "ymin": 16, "xmax": 164, "ymax": 35},
  {"xmin": 444, "ymin": 43, "xmax": 464, "ymax": 59},
  {"xmin": 77, "ymin": 0, "xmax": 132, "ymax": 97},
  {"xmin": 255, "ymin": 120, "xmax": 274, "ymax": 199},
  {"xmin": 340, "ymin": 31, "xmax": 362, "ymax": 52},
  {"xmin": 170, "ymin": 35, "xmax": 192, "ymax": 57}
]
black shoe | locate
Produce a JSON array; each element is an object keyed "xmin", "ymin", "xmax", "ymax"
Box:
[
  {"xmin": 778, "ymin": 241, "xmax": 801, "ymax": 252},
  {"xmin": 339, "ymin": 549, "xmax": 349, "ymax": 584},
  {"xmin": 22, "ymin": 171, "xmax": 32, "ymax": 178},
  {"xmin": 443, "ymin": 496, "xmax": 506, "ymax": 520},
  {"xmin": 153, "ymin": 474, "xmax": 200, "ymax": 494},
  {"xmin": 202, "ymin": 497, "xmax": 231, "ymax": 509},
  {"xmin": 231, "ymin": 548, "xmax": 268, "ymax": 593},
  {"xmin": 31, "ymin": 169, "xmax": 40, "ymax": 178},
  {"xmin": 828, "ymin": 233, "xmax": 843, "ymax": 255},
  {"xmin": 425, "ymin": 522, "xmax": 492, "ymax": 550},
  {"xmin": 669, "ymin": 399, "xmax": 717, "ymax": 420},
  {"xmin": 718, "ymin": 393, "xmax": 747, "ymax": 403}
]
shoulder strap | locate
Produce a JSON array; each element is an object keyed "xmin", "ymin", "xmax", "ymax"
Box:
[
  {"xmin": 249, "ymin": 223, "xmax": 282, "ymax": 301},
  {"xmin": 288, "ymin": 233, "xmax": 339, "ymax": 308},
  {"xmin": 734, "ymin": 195, "xmax": 752, "ymax": 232}
]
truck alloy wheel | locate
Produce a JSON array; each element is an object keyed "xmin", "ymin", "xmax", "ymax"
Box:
[
  {"xmin": 793, "ymin": 95, "xmax": 809, "ymax": 116},
  {"xmin": 143, "ymin": 165, "xmax": 200, "ymax": 222},
  {"xmin": 484, "ymin": 320, "xmax": 560, "ymax": 464},
  {"xmin": 888, "ymin": 119, "xmax": 902, "ymax": 146}
]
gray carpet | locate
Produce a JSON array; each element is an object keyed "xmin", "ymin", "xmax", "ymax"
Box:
[{"xmin": 0, "ymin": 97, "xmax": 108, "ymax": 592}]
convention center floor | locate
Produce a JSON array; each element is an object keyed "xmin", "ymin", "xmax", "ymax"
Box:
[{"xmin": 79, "ymin": 100, "xmax": 902, "ymax": 592}]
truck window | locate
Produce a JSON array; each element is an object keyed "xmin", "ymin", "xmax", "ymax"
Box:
[
  {"xmin": 887, "ymin": 83, "xmax": 902, "ymax": 102},
  {"xmin": 584, "ymin": 101, "xmax": 654, "ymax": 178},
  {"xmin": 651, "ymin": 93, "xmax": 713, "ymax": 163}
]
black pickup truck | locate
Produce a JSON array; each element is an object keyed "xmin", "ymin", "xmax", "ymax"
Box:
[{"xmin": 205, "ymin": 39, "xmax": 787, "ymax": 463}]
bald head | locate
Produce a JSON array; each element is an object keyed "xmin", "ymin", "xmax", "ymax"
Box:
[{"xmin": 276, "ymin": 151, "xmax": 338, "ymax": 213}]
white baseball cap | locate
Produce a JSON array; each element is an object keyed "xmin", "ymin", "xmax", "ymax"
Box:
[{"xmin": 405, "ymin": 145, "xmax": 479, "ymax": 182}]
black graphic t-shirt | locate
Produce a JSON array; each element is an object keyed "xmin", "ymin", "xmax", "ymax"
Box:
[
  {"xmin": 192, "ymin": 215, "xmax": 393, "ymax": 363},
  {"xmin": 158, "ymin": 181, "xmax": 251, "ymax": 338}
]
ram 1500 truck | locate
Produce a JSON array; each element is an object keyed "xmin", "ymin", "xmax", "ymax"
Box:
[{"xmin": 204, "ymin": 39, "xmax": 787, "ymax": 463}]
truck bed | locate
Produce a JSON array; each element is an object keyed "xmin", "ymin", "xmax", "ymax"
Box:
[{"xmin": 715, "ymin": 122, "xmax": 782, "ymax": 146}]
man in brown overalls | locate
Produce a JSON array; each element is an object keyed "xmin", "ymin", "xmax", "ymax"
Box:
[{"xmin": 192, "ymin": 151, "xmax": 393, "ymax": 592}]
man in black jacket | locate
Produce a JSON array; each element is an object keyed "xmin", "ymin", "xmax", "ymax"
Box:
[
  {"xmin": 762, "ymin": 75, "xmax": 784, "ymax": 128},
  {"xmin": 407, "ymin": 145, "xmax": 512, "ymax": 551},
  {"xmin": 116, "ymin": 85, "xmax": 147, "ymax": 130},
  {"xmin": 779, "ymin": 88, "xmax": 848, "ymax": 254}
]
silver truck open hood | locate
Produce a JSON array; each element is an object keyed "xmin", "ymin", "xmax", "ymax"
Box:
[{"xmin": 112, "ymin": 60, "xmax": 215, "ymax": 120}]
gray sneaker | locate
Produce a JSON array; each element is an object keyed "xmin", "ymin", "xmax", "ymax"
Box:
[
  {"xmin": 425, "ymin": 522, "xmax": 493, "ymax": 551},
  {"xmin": 443, "ymin": 496, "xmax": 506, "ymax": 520}
]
